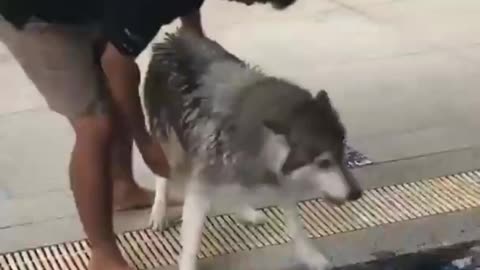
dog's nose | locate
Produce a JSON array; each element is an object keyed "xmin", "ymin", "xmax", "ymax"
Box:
[{"xmin": 348, "ymin": 190, "xmax": 362, "ymax": 201}]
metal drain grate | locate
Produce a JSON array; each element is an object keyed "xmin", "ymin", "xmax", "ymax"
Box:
[{"xmin": 2, "ymin": 170, "xmax": 480, "ymax": 270}]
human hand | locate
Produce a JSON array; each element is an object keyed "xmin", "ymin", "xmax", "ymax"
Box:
[
  {"xmin": 180, "ymin": 10, "xmax": 205, "ymax": 38},
  {"xmin": 139, "ymin": 138, "xmax": 171, "ymax": 178}
]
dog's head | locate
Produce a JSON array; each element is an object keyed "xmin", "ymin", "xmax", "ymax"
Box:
[{"xmin": 264, "ymin": 90, "xmax": 362, "ymax": 204}]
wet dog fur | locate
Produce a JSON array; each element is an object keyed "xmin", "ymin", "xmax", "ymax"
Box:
[{"xmin": 143, "ymin": 31, "xmax": 362, "ymax": 270}]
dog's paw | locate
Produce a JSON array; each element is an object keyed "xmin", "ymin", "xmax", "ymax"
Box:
[
  {"xmin": 235, "ymin": 208, "xmax": 269, "ymax": 226},
  {"xmin": 178, "ymin": 255, "xmax": 197, "ymax": 270},
  {"xmin": 149, "ymin": 199, "xmax": 167, "ymax": 231},
  {"xmin": 300, "ymin": 256, "xmax": 332, "ymax": 270},
  {"xmin": 296, "ymin": 245, "xmax": 332, "ymax": 270}
]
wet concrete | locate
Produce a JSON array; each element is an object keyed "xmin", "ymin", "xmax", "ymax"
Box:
[{"xmin": 339, "ymin": 242, "xmax": 478, "ymax": 270}]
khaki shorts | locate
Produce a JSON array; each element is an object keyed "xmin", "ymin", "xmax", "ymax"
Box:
[{"xmin": 0, "ymin": 20, "xmax": 110, "ymax": 119}]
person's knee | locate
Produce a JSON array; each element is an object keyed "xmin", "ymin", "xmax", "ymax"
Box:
[
  {"xmin": 68, "ymin": 114, "xmax": 114, "ymax": 189},
  {"xmin": 70, "ymin": 114, "xmax": 114, "ymax": 146}
]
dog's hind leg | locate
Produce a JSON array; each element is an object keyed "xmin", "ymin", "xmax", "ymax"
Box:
[
  {"xmin": 281, "ymin": 200, "xmax": 332, "ymax": 270},
  {"xmin": 179, "ymin": 176, "xmax": 211, "ymax": 270},
  {"xmin": 149, "ymin": 128, "xmax": 186, "ymax": 230}
]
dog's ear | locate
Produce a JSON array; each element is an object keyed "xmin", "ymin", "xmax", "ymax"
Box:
[
  {"xmin": 315, "ymin": 90, "xmax": 331, "ymax": 105},
  {"xmin": 263, "ymin": 120, "xmax": 289, "ymax": 135}
]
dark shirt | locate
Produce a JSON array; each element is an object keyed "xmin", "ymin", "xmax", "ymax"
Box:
[{"xmin": 1, "ymin": 0, "xmax": 205, "ymax": 57}]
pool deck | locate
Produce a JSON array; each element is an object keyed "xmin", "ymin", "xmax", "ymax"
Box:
[{"xmin": 1, "ymin": 0, "xmax": 480, "ymax": 268}]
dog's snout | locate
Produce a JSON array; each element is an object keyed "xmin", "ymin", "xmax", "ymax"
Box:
[
  {"xmin": 339, "ymin": 165, "xmax": 362, "ymax": 201},
  {"xmin": 348, "ymin": 189, "xmax": 362, "ymax": 201}
]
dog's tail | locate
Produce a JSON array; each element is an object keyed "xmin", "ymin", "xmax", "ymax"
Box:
[
  {"xmin": 143, "ymin": 31, "xmax": 203, "ymax": 139},
  {"xmin": 145, "ymin": 32, "xmax": 235, "ymax": 112},
  {"xmin": 143, "ymin": 30, "xmax": 256, "ymax": 136}
]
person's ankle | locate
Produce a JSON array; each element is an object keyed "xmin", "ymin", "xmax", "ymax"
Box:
[
  {"xmin": 113, "ymin": 177, "xmax": 138, "ymax": 193},
  {"xmin": 113, "ymin": 181, "xmax": 154, "ymax": 211},
  {"xmin": 90, "ymin": 242, "xmax": 127, "ymax": 264},
  {"xmin": 89, "ymin": 238, "xmax": 117, "ymax": 251}
]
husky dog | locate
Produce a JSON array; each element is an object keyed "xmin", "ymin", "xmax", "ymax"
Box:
[{"xmin": 143, "ymin": 31, "xmax": 362, "ymax": 270}]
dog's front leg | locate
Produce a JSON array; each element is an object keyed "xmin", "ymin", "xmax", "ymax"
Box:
[
  {"xmin": 178, "ymin": 181, "xmax": 210, "ymax": 270},
  {"xmin": 150, "ymin": 176, "xmax": 168, "ymax": 230},
  {"xmin": 281, "ymin": 201, "xmax": 331, "ymax": 270}
]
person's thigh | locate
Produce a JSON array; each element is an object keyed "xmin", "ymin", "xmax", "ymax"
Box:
[{"xmin": 0, "ymin": 20, "xmax": 109, "ymax": 119}]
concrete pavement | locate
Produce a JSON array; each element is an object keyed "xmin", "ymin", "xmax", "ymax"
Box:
[{"xmin": 1, "ymin": 0, "xmax": 480, "ymax": 256}]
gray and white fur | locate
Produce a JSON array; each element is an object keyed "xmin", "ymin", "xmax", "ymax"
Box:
[{"xmin": 143, "ymin": 30, "xmax": 362, "ymax": 270}]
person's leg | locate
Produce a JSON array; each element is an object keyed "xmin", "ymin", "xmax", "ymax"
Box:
[
  {"xmin": 0, "ymin": 21, "xmax": 131, "ymax": 270},
  {"xmin": 69, "ymin": 115, "xmax": 130, "ymax": 270},
  {"xmin": 110, "ymin": 118, "xmax": 155, "ymax": 211},
  {"xmin": 108, "ymin": 109, "xmax": 184, "ymax": 210}
]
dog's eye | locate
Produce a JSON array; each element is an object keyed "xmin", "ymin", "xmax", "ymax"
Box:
[{"xmin": 317, "ymin": 159, "xmax": 332, "ymax": 169}]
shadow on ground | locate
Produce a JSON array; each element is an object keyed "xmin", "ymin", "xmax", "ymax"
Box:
[{"xmin": 278, "ymin": 241, "xmax": 479, "ymax": 270}]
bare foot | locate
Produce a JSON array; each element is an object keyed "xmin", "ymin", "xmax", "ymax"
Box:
[
  {"xmin": 89, "ymin": 246, "xmax": 131, "ymax": 270},
  {"xmin": 113, "ymin": 181, "xmax": 155, "ymax": 211}
]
